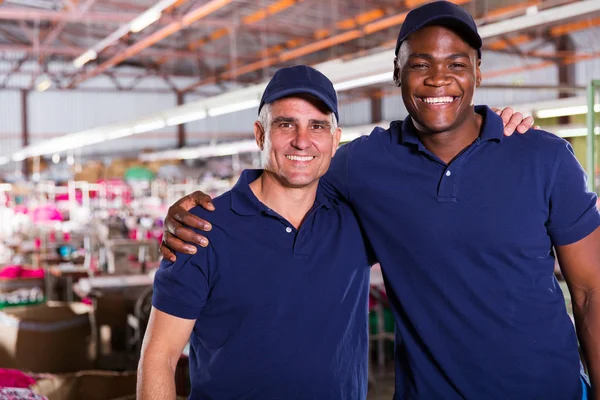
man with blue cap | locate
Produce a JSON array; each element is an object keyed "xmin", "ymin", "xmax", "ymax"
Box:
[
  {"xmin": 158, "ymin": 1, "xmax": 600, "ymax": 399},
  {"xmin": 138, "ymin": 65, "xmax": 373, "ymax": 399}
]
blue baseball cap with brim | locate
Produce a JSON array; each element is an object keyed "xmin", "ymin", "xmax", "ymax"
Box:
[
  {"xmin": 259, "ymin": 65, "xmax": 339, "ymax": 122},
  {"xmin": 395, "ymin": 1, "xmax": 482, "ymax": 59}
]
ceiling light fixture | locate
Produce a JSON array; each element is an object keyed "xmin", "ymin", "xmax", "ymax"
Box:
[
  {"xmin": 165, "ymin": 110, "xmax": 208, "ymax": 126},
  {"xmin": 73, "ymin": 49, "xmax": 98, "ymax": 68},
  {"xmin": 35, "ymin": 76, "xmax": 52, "ymax": 92},
  {"xmin": 333, "ymin": 72, "xmax": 390, "ymax": 91},
  {"xmin": 207, "ymin": 99, "xmax": 261, "ymax": 117},
  {"xmin": 130, "ymin": 9, "xmax": 162, "ymax": 33},
  {"xmin": 536, "ymin": 104, "xmax": 600, "ymax": 119}
]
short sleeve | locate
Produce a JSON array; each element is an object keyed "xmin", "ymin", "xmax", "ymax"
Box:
[
  {"xmin": 320, "ymin": 141, "xmax": 354, "ymax": 201},
  {"xmin": 152, "ymin": 243, "xmax": 217, "ymax": 320},
  {"xmin": 547, "ymin": 143, "xmax": 600, "ymax": 246}
]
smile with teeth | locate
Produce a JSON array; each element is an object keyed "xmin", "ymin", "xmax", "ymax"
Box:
[
  {"xmin": 419, "ymin": 96, "xmax": 458, "ymax": 104},
  {"xmin": 286, "ymin": 155, "xmax": 315, "ymax": 161}
]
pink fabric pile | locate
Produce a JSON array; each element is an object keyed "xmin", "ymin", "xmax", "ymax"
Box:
[{"xmin": 0, "ymin": 265, "xmax": 45, "ymax": 280}]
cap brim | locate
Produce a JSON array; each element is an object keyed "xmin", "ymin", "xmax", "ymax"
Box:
[{"xmin": 260, "ymin": 87, "xmax": 338, "ymax": 121}]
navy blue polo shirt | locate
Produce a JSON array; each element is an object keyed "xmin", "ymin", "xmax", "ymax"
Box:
[
  {"xmin": 153, "ymin": 169, "xmax": 371, "ymax": 400},
  {"xmin": 322, "ymin": 105, "xmax": 600, "ymax": 400}
]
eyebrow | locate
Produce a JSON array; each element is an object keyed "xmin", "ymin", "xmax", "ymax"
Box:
[
  {"xmin": 271, "ymin": 116, "xmax": 331, "ymax": 126},
  {"xmin": 309, "ymin": 119, "xmax": 331, "ymax": 126},
  {"xmin": 271, "ymin": 116, "xmax": 297, "ymax": 124},
  {"xmin": 408, "ymin": 52, "xmax": 472, "ymax": 60}
]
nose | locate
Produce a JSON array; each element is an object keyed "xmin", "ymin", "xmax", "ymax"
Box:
[
  {"xmin": 424, "ymin": 65, "xmax": 451, "ymax": 87},
  {"xmin": 290, "ymin": 126, "xmax": 312, "ymax": 150}
]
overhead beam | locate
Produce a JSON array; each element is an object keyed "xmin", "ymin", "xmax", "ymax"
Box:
[
  {"xmin": 41, "ymin": 0, "xmax": 97, "ymax": 49},
  {"xmin": 477, "ymin": 0, "xmax": 600, "ymax": 37},
  {"xmin": 182, "ymin": 0, "xmax": 600, "ymax": 93},
  {"xmin": 186, "ymin": 0, "xmax": 304, "ymax": 51},
  {"xmin": 0, "ymin": 57, "xmax": 29, "ymax": 89},
  {"xmin": 483, "ymin": 51, "xmax": 600, "ymax": 79},
  {"xmin": 67, "ymin": 0, "xmax": 236, "ymax": 88},
  {"xmin": 181, "ymin": 0, "xmax": 471, "ymax": 92},
  {"xmin": 0, "ymin": 43, "xmax": 245, "ymax": 62},
  {"xmin": 0, "ymin": 7, "xmax": 234, "ymax": 26}
]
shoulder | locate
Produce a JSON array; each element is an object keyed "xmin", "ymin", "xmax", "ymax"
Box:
[
  {"xmin": 189, "ymin": 190, "xmax": 232, "ymax": 220},
  {"xmin": 503, "ymin": 128, "xmax": 571, "ymax": 158},
  {"xmin": 341, "ymin": 121, "xmax": 402, "ymax": 156},
  {"xmin": 188, "ymin": 191, "xmax": 235, "ymax": 242},
  {"xmin": 321, "ymin": 195, "xmax": 361, "ymax": 230},
  {"xmin": 504, "ymin": 127, "xmax": 566, "ymax": 147}
]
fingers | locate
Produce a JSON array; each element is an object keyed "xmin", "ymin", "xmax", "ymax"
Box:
[
  {"xmin": 159, "ymin": 241, "xmax": 177, "ymax": 262},
  {"xmin": 165, "ymin": 218, "xmax": 208, "ymax": 248},
  {"xmin": 503, "ymin": 110, "xmax": 524, "ymax": 136},
  {"xmin": 172, "ymin": 208, "xmax": 211, "ymax": 231},
  {"xmin": 516, "ymin": 116, "xmax": 535, "ymax": 134},
  {"xmin": 499, "ymin": 107, "xmax": 514, "ymax": 125},
  {"xmin": 162, "ymin": 230, "xmax": 202, "ymax": 256},
  {"xmin": 195, "ymin": 192, "xmax": 215, "ymax": 211},
  {"xmin": 184, "ymin": 191, "xmax": 215, "ymax": 211}
]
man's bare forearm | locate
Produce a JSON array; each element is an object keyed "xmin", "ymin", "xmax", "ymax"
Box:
[
  {"xmin": 137, "ymin": 355, "xmax": 177, "ymax": 400},
  {"xmin": 573, "ymin": 290, "xmax": 600, "ymax": 399}
]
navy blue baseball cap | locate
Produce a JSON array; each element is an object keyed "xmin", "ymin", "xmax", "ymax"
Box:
[
  {"xmin": 259, "ymin": 65, "xmax": 339, "ymax": 122},
  {"xmin": 395, "ymin": 1, "xmax": 482, "ymax": 59}
]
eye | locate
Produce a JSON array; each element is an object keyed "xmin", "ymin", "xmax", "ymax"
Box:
[
  {"xmin": 411, "ymin": 63, "xmax": 429, "ymax": 69},
  {"xmin": 311, "ymin": 124, "xmax": 327, "ymax": 130},
  {"xmin": 449, "ymin": 63, "xmax": 467, "ymax": 69},
  {"xmin": 279, "ymin": 122, "xmax": 293, "ymax": 128}
]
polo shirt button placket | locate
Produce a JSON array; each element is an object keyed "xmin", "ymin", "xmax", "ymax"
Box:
[{"xmin": 437, "ymin": 166, "xmax": 458, "ymax": 202}]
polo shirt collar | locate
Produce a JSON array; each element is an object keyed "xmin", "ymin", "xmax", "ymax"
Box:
[
  {"xmin": 230, "ymin": 169, "xmax": 267, "ymax": 216},
  {"xmin": 476, "ymin": 105, "xmax": 504, "ymax": 142},
  {"xmin": 230, "ymin": 169, "xmax": 331, "ymax": 216},
  {"xmin": 399, "ymin": 105, "xmax": 504, "ymax": 145}
]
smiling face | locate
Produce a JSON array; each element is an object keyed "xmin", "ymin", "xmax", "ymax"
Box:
[
  {"xmin": 394, "ymin": 25, "xmax": 481, "ymax": 135},
  {"xmin": 254, "ymin": 95, "xmax": 341, "ymax": 189}
]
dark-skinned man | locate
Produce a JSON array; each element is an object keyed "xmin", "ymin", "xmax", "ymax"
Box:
[{"xmin": 159, "ymin": 2, "xmax": 600, "ymax": 399}]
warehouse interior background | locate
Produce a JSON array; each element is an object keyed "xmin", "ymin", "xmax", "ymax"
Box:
[{"xmin": 0, "ymin": 0, "xmax": 599, "ymax": 398}]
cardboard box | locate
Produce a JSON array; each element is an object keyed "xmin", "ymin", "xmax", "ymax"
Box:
[
  {"xmin": 0, "ymin": 277, "xmax": 45, "ymax": 294},
  {"xmin": 0, "ymin": 302, "xmax": 93, "ymax": 373},
  {"xmin": 32, "ymin": 370, "xmax": 137, "ymax": 400}
]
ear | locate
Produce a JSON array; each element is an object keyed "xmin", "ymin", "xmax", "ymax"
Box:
[
  {"xmin": 393, "ymin": 57, "xmax": 401, "ymax": 87},
  {"xmin": 475, "ymin": 58, "xmax": 482, "ymax": 88},
  {"xmin": 253, "ymin": 121, "xmax": 265, "ymax": 150},
  {"xmin": 331, "ymin": 127, "xmax": 342, "ymax": 157}
]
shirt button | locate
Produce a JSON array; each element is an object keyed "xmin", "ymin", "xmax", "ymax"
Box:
[
  {"xmin": 446, "ymin": 170, "xmax": 452, "ymax": 176},
  {"xmin": 285, "ymin": 227, "xmax": 292, "ymax": 233}
]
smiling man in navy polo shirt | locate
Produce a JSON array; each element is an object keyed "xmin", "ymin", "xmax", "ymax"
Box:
[
  {"xmin": 159, "ymin": 2, "xmax": 600, "ymax": 400},
  {"xmin": 137, "ymin": 66, "xmax": 372, "ymax": 400}
]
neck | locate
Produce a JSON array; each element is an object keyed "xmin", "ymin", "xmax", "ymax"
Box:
[
  {"xmin": 249, "ymin": 170, "xmax": 318, "ymax": 229},
  {"xmin": 415, "ymin": 112, "xmax": 483, "ymax": 164}
]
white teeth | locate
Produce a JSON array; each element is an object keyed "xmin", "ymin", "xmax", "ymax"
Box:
[
  {"xmin": 286, "ymin": 155, "xmax": 314, "ymax": 161},
  {"xmin": 421, "ymin": 96, "xmax": 455, "ymax": 104}
]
